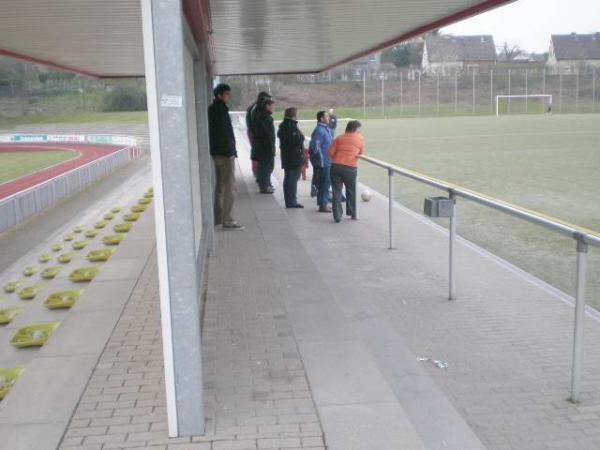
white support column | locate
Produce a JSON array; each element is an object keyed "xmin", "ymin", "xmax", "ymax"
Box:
[{"xmin": 141, "ymin": 0, "xmax": 205, "ymax": 437}]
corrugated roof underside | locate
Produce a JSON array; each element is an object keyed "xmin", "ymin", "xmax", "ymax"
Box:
[
  {"xmin": 0, "ymin": 0, "xmax": 144, "ymax": 77},
  {"xmin": 0, "ymin": 0, "xmax": 508, "ymax": 77},
  {"xmin": 210, "ymin": 0, "xmax": 494, "ymax": 74}
]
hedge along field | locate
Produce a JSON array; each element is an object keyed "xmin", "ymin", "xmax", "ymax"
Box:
[
  {"xmin": 299, "ymin": 113, "xmax": 600, "ymax": 308},
  {"xmin": 0, "ymin": 150, "xmax": 77, "ymax": 184}
]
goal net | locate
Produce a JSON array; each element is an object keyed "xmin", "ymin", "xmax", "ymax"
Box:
[{"xmin": 495, "ymin": 95, "xmax": 553, "ymax": 116}]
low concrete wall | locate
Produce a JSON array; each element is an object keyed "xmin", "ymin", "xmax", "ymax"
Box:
[{"xmin": 0, "ymin": 134, "xmax": 142, "ymax": 233}]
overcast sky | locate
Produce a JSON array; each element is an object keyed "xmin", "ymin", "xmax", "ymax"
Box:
[{"xmin": 442, "ymin": 0, "xmax": 600, "ymax": 53}]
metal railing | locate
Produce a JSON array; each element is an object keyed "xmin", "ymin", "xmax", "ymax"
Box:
[
  {"xmin": 0, "ymin": 135, "xmax": 142, "ymax": 233},
  {"xmin": 359, "ymin": 154, "xmax": 600, "ymax": 403}
]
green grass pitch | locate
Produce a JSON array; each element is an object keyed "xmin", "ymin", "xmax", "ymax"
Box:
[
  {"xmin": 0, "ymin": 150, "xmax": 77, "ymax": 184},
  {"xmin": 300, "ymin": 113, "xmax": 600, "ymax": 307}
]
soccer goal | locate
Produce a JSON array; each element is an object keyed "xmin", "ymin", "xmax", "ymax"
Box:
[{"xmin": 495, "ymin": 94, "xmax": 553, "ymax": 116}]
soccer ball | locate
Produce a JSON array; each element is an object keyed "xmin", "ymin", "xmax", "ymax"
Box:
[{"xmin": 361, "ymin": 190, "xmax": 373, "ymax": 202}]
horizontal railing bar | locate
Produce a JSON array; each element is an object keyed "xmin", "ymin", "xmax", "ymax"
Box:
[{"xmin": 359, "ymin": 154, "xmax": 600, "ymax": 248}]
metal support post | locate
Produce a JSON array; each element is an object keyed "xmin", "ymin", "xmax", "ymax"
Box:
[
  {"xmin": 388, "ymin": 168, "xmax": 394, "ymax": 250},
  {"xmin": 593, "ymin": 68, "xmax": 596, "ymax": 113},
  {"xmin": 508, "ymin": 69, "xmax": 511, "ymax": 114},
  {"xmin": 571, "ymin": 236, "xmax": 589, "ymax": 403},
  {"xmin": 472, "ymin": 69, "xmax": 476, "ymax": 114},
  {"xmin": 559, "ymin": 69, "xmax": 563, "ymax": 113},
  {"xmin": 400, "ymin": 71, "xmax": 404, "ymax": 115},
  {"xmin": 454, "ymin": 71, "xmax": 458, "ymax": 113},
  {"xmin": 448, "ymin": 190, "xmax": 457, "ymax": 300},
  {"xmin": 576, "ymin": 71, "xmax": 579, "ymax": 113},
  {"xmin": 381, "ymin": 76, "xmax": 385, "ymax": 117},
  {"xmin": 525, "ymin": 69, "xmax": 528, "ymax": 113},
  {"xmin": 362, "ymin": 71, "xmax": 366, "ymax": 119},
  {"xmin": 436, "ymin": 72, "xmax": 440, "ymax": 115},
  {"xmin": 418, "ymin": 72, "xmax": 421, "ymax": 116},
  {"xmin": 490, "ymin": 69, "xmax": 494, "ymax": 113},
  {"xmin": 140, "ymin": 0, "xmax": 205, "ymax": 436},
  {"xmin": 543, "ymin": 68, "xmax": 546, "ymax": 95}
]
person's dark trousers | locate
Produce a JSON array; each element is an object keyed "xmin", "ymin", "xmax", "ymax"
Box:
[
  {"xmin": 331, "ymin": 163, "xmax": 357, "ymax": 222},
  {"xmin": 317, "ymin": 165, "xmax": 331, "ymax": 208},
  {"xmin": 283, "ymin": 167, "xmax": 302, "ymax": 207},
  {"xmin": 257, "ymin": 157, "xmax": 274, "ymax": 190},
  {"xmin": 311, "ymin": 165, "xmax": 321, "ymax": 197}
]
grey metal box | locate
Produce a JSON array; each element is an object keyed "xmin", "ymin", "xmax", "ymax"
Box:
[{"xmin": 424, "ymin": 196, "xmax": 454, "ymax": 218}]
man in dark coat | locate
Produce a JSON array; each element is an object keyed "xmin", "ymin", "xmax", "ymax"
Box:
[
  {"xmin": 253, "ymin": 98, "xmax": 276, "ymax": 193},
  {"xmin": 277, "ymin": 107, "xmax": 305, "ymax": 208},
  {"xmin": 328, "ymin": 108, "xmax": 338, "ymax": 135},
  {"xmin": 207, "ymin": 83, "xmax": 244, "ymax": 230},
  {"xmin": 245, "ymin": 91, "xmax": 271, "ymax": 178}
]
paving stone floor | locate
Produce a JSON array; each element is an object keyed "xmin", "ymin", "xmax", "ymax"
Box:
[{"xmin": 58, "ymin": 177, "xmax": 326, "ymax": 450}]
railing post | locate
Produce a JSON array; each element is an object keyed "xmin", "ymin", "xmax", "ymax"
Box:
[
  {"xmin": 449, "ymin": 189, "xmax": 457, "ymax": 300},
  {"xmin": 571, "ymin": 235, "xmax": 589, "ymax": 403},
  {"xmin": 388, "ymin": 168, "xmax": 394, "ymax": 250}
]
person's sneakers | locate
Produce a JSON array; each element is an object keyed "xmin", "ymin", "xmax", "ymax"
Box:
[
  {"xmin": 318, "ymin": 206, "xmax": 332, "ymax": 213},
  {"xmin": 222, "ymin": 222, "xmax": 245, "ymax": 231},
  {"xmin": 334, "ymin": 218, "xmax": 341, "ymax": 223},
  {"xmin": 260, "ymin": 187, "xmax": 275, "ymax": 194},
  {"xmin": 286, "ymin": 204, "xmax": 304, "ymax": 209}
]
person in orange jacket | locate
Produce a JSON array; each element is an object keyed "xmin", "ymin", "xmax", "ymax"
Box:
[{"xmin": 329, "ymin": 120, "xmax": 365, "ymax": 222}]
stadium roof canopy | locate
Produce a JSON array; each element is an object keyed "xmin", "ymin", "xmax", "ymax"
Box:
[{"xmin": 0, "ymin": 0, "xmax": 514, "ymax": 78}]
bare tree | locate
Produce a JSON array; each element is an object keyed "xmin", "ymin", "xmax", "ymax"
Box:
[{"xmin": 501, "ymin": 42, "xmax": 523, "ymax": 61}]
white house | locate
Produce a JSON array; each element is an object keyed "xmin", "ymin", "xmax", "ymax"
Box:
[
  {"xmin": 547, "ymin": 33, "xmax": 600, "ymax": 74},
  {"xmin": 422, "ymin": 35, "xmax": 496, "ymax": 75}
]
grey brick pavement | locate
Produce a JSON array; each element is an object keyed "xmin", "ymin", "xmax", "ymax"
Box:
[{"xmin": 58, "ymin": 173, "xmax": 325, "ymax": 449}]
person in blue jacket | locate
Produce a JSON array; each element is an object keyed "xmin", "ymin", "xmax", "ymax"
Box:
[{"xmin": 309, "ymin": 111, "xmax": 334, "ymax": 212}]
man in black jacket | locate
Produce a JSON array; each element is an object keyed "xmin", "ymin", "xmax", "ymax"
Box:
[
  {"xmin": 208, "ymin": 84, "xmax": 244, "ymax": 230},
  {"xmin": 253, "ymin": 98, "xmax": 276, "ymax": 193},
  {"xmin": 277, "ymin": 107, "xmax": 305, "ymax": 208},
  {"xmin": 245, "ymin": 91, "xmax": 271, "ymax": 179}
]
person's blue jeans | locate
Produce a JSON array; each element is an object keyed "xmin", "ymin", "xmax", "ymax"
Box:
[{"xmin": 317, "ymin": 165, "xmax": 331, "ymax": 208}]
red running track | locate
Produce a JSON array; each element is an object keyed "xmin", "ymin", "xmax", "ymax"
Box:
[{"xmin": 0, "ymin": 143, "xmax": 123, "ymax": 200}]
